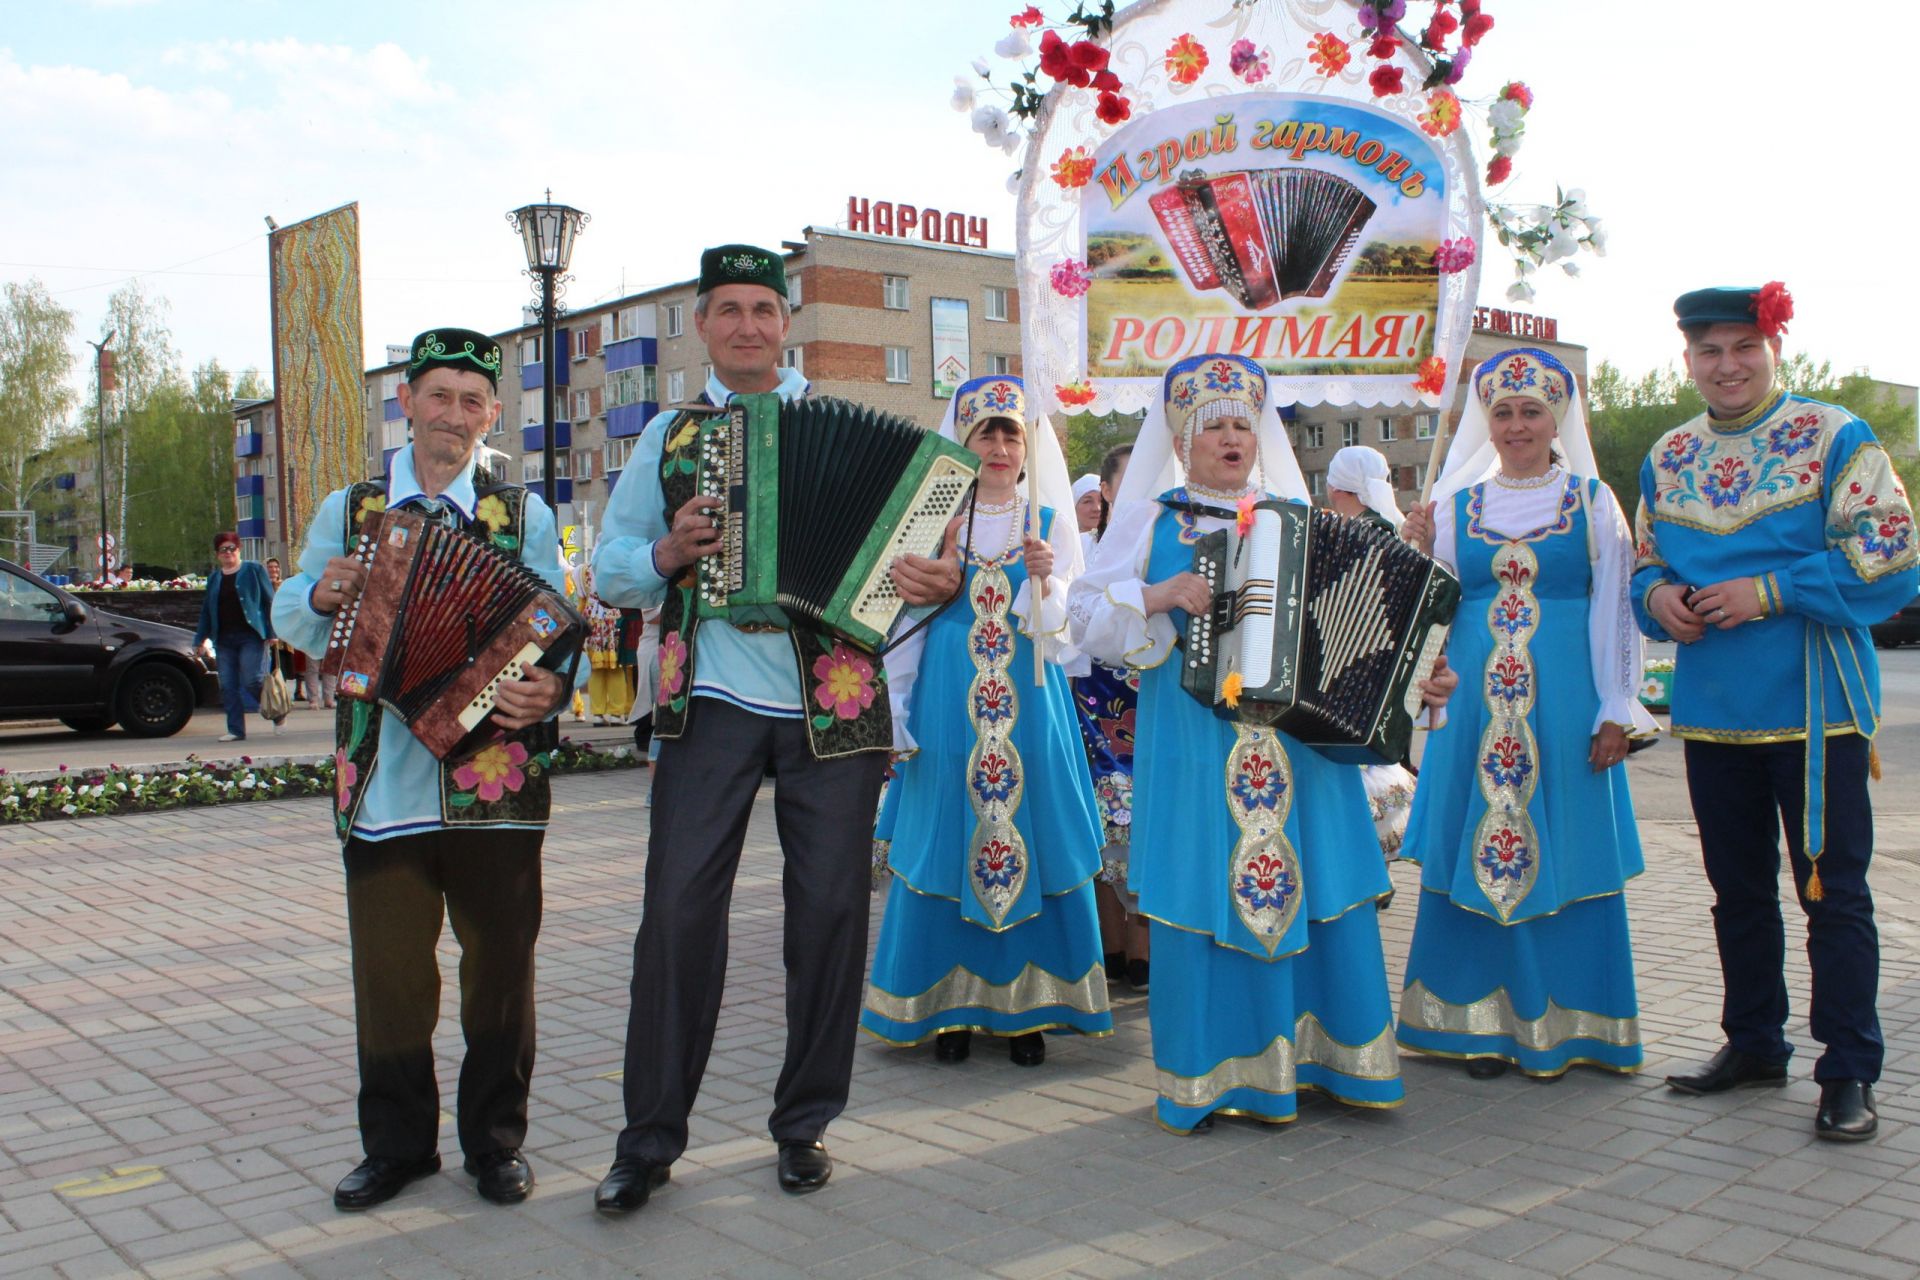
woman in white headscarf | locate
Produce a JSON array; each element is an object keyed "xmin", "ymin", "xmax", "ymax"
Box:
[
  {"xmin": 1322, "ymin": 445, "xmax": 1415, "ymax": 866},
  {"xmin": 860, "ymin": 375, "xmax": 1111, "ymax": 1067},
  {"xmin": 1070, "ymin": 354, "xmax": 1457, "ymax": 1133},
  {"xmin": 1395, "ymin": 347, "xmax": 1655, "ymax": 1079}
]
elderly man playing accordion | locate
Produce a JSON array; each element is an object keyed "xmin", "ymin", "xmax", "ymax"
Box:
[
  {"xmin": 274, "ymin": 327, "xmax": 575, "ymax": 1211},
  {"xmin": 1071, "ymin": 354, "xmax": 1457, "ymax": 1133}
]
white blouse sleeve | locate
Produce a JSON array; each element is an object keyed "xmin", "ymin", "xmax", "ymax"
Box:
[
  {"xmin": 1587, "ymin": 481, "xmax": 1661, "ymax": 736},
  {"xmin": 881, "ymin": 622, "xmax": 927, "ymax": 756},
  {"xmin": 1012, "ymin": 508, "xmax": 1085, "ymax": 675},
  {"xmin": 1068, "ymin": 499, "xmax": 1177, "ymax": 670}
]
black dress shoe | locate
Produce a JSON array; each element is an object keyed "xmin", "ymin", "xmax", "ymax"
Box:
[
  {"xmin": 1466, "ymin": 1057, "xmax": 1508, "ymax": 1079},
  {"xmin": 1125, "ymin": 959, "xmax": 1150, "ymax": 991},
  {"xmin": 777, "ymin": 1140, "xmax": 833, "ymax": 1194},
  {"xmin": 934, "ymin": 1029, "xmax": 972, "ymax": 1061},
  {"xmin": 1816, "ymin": 1080, "xmax": 1878, "ymax": 1142},
  {"xmin": 1665, "ymin": 1045, "xmax": 1789, "ymax": 1095},
  {"xmin": 1103, "ymin": 950, "xmax": 1125, "ymax": 978},
  {"xmin": 594, "ymin": 1158, "xmax": 670, "ymax": 1214},
  {"xmin": 464, "ymin": 1149, "xmax": 534, "ymax": 1205},
  {"xmin": 1008, "ymin": 1032, "xmax": 1046, "ymax": 1067},
  {"xmin": 333, "ymin": 1154, "xmax": 441, "ymax": 1210}
]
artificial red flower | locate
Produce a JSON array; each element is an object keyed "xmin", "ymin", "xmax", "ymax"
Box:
[
  {"xmin": 1368, "ymin": 33, "xmax": 1400, "ymax": 59},
  {"xmin": 1092, "ymin": 68, "xmax": 1121, "ymax": 92},
  {"xmin": 1413, "ymin": 356, "xmax": 1448, "ymax": 397},
  {"xmin": 1485, "ymin": 154, "xmax": 1513, "ymax": 184},
  {"xmin": 1010, "ymin": 5, "xmax": 1044, "ymax": 28},
  {"xmin": 1039, "ymin": 30, "xmax": 1073, "ymax": 80},
  {"xmin": 1752, "ymin": 281, "xmax": 1795, "ymax": 337},
  {"xmin": 1096, "ymin": 90, "xmax": 1132, "ymax": 124},
  {"xmin": 1069, "ymin": 39, "xmax": 1111, "ymax": 73},
  {"xmin": 1461, "ymin": 0, "xmax": 1482, "ymax": 13},
  {"xmin": 1308, "ymin": 32, "xmax": 1351, "ymax": 76},
  {"xmin": 1500, "ymin": 80, "xmax": 1533, "ymax": 109},
  {"xmin": 1368, "ymin": 64, "xmax": 1405, "ymax": 96},
  {"xmin": 1165, "ymin": 33, "xmax": 1208, "ymax": 85},
  {"xmin": 1422, "ymin": 9, "xmax": 1458, "ymax": 50},
  {"xmin": 1050, "ymin": 145, "xmax": 1096, "ymax": 189},
  {"xmin": 1462, "ymin": 11, "xmax": 1495, "ymax": 45},
  {"xmin": 1056, "ymin": 380, "xmax": 1096, "ymax": 408}
]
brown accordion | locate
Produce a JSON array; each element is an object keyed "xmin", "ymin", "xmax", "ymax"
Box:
[
  {"xmin": 320, "ymin": 507, "xmax": 586, "ymax": 759},
  {"xmin": 1150, "ymin": 168, "xmax": 1376, "ymax": 310}
]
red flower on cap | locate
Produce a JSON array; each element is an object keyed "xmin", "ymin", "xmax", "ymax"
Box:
[{"xmin": 1752, "ymin": 281, "xmax": 1794, "ymax": 337}]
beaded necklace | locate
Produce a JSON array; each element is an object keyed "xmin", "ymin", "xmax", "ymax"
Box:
[{"xmin": 964, "ymin": 497, "xmax": 1031, "ymax": 568}]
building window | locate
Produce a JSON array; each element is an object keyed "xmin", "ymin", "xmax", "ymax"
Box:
[
  {"xmin": 666, "ymin": 370, "xmax": 685, "ymax": 403},
  {"xmin": 988, "ymin": 353, "xmax": 1013, "ymax": 375},
  {"xmin": 788, "ymin": 275, "xmax": 803, "ymax": 310},
  {"xmin": 984, "ymin": 286, "xmax": 1010, "ymax": 321},
  {"xmin": 1307, "ymin": 470, "xmax": 1325, "ymax": 498},
  {"xmin": 605, "ymin": 436, "xmax": 637, "ymax": 473},
  {"xmin": 883, "ymin": 276, "xmax": 910, "ymax": 310},
  {"xmin": 885, "ymin": 346, "xmax": 910, "ymax": 383},
  {"xmin": 1303, "ymin": 422, "xmax": 1325, "ymax": 450},
  {"xmin": 521, "ymin": 454, "xmax": 570, "ymax": 484},
  {"xmin": 781, "ymin": 347, "xmax": 805, "ymax": 375},
  {"xmin": 1415, "ymin": 413, "xmax": 1440, "ymax": 440},
  {"xmin": 607, "ymin": 366, "xmax": 656, "ymax": 409},
  {"xmin": 615, "ymin": 306, "xmax": 643, "ymax": 341},
  {"xmin": 665, "ymin": 304, "xmax": 683, "ymax": 338},
  {"xmin": 265, "ymin": 498, "xmax": 276, "ymax": 524},
  {"xmin": 573, "ymin": 329, "xmax": 592, "ymax": 361},
  {"xmin": 521, "ymin": 336, "xmax": 541, "ymax": 365},
  {"xmin": 574, "ymin": 449, "xmax": 595, "ymax": 481},
  {"xmin": 1378, "ymin": 417, "xmax": 1394, "ymax": 443},
  {"xmin": 1340, "ymin": 420, "xmax": 1360, "ymax": 448},
  {"xmin": 1415, "ymin": 462, "xmax": 1430, "ymax": 490}
]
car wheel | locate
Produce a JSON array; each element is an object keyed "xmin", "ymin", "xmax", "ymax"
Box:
[
  {"xmin": 114, "ymin": 663, "xmax": 195, "ymax": 738},
  {"xmin": 60, "ymin": 715, "xmax": 114, "ymax": 734}
]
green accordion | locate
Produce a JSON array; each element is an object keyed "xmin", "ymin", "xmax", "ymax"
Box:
[
  {"xmin": 693, "ymin": 393, "xmax": 980, "ymax": 650},
  {"xmin": 1180, "ymin": 500, "xmax": 1460, "ymax": 764}
]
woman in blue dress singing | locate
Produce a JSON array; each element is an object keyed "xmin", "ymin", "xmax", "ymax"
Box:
[
  {"xmin": 1396, "ymin": 347, "xmax": 1656, "ymax": 1079},
  {"xmin": 1071, "ymin": 354, "xmax": 1456, "ymax": 1132},
  {"xmin": 861, "ymin": 375, "xmax": 1111, "ymax": 1067}
]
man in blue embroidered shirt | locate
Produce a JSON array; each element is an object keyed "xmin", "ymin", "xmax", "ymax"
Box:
[
  {"xmin": 590, "ymin": 245, "xmax": 960, "ymax": 1211},
  {"xmin": 273, "ymin": 327, "xmax": 576, "ymax": 1210},
  {"xmin": 1631, "ymin": 284, "xmax": 1918, "ymax": 1141}
]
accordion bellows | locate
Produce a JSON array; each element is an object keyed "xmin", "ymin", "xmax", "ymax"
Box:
[
  {"xmin": 694, "ymin": 393, "xmax": 980, "ymax": 650},
  {"xmin": 1181, "ymin": 502, "xmax": 1459, "ymax": 764},
  {"xmin": 322, "ymin": 508, "xmax": 586, "ymax": 759},
  {"xmin": 1150, "ymin": 168, "xmax": 1376, "ymax": 310}
]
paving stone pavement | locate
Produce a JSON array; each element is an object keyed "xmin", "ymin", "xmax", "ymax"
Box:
[{"xmin": 3, "ymin": 770, "xmax": 1919, "ymax": 1280}]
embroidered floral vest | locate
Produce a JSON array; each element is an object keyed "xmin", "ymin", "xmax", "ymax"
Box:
[
  {"xmin": 331, "ymin": 479, "xmax": 558, "ymax": 842},
  {"xmin": 650, "ymin": 408, "xmax": 893, "ymax": 758}
]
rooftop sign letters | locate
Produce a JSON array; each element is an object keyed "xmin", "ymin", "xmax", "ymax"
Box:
[
  {"xmin": 1472, "ymin": 307, "xmax": 1559, "ymax": 340},
  {"xmin": 847, "ymin": 197, "xmax": 988, "ymax": 249}
]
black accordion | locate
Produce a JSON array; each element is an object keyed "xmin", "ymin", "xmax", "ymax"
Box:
[
  {"xmin": 1150, "ymin": 168, "xmax": 1376, "ymax": 310},
  {"xmin": 1181, "ymin": 501, "xmax": 1459, "ymax": 764},
  {"xmin": 691, "ymin": 392, "xmax": 980, "ymax": 650},
  {"xmin": 321, "ymin": 507, "xmax": 586, "ymax": 759}
]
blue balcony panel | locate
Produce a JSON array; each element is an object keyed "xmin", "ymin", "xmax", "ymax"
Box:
[
  {"xmin": 237, "ymin": 517, "xmax": 267, "ymax": 538},
  {"xmin": 234, "ymin": 433, "xmax": 263, "ymax": 458},
  {"xmin": 382, "ymin": 446, "xmax": 403, "ymax": 477},
  {"xmin": 383, "ymin": 396, "xmax": 405, "ymax": 422},
  {"xmin": 521, "ymin": 420, "xmax": 573, "ymax": 453},
  {"xmin": 235, "ymin": 474, "xmax": 266, "ymax": 498},
  {"xmin": 605, "ymin": 468, "xmax": 621, "ymax": 495},
  {"xmin": 605, "ymin": 336, "xmax": 657, "ymax": 372},
  {"xmin": 54, "ymin": 473, "xmax": 75, "ymax": 490},
  {"xmin": 605, "ymin": 401, "xmax": 656, "ymax": 440}
]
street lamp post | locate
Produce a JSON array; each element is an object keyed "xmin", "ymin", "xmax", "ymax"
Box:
[
  {"xmin": 86, "ymin": 332, "xmax": 115, "ymax": 580},
  {"xmin": 507, "ymin": 193, "xmax": 589, "ymax": 512}
]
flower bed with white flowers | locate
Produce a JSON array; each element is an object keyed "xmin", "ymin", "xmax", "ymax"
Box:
[{"xmin": 0, "ymin": 738, "xmax": 642, "ymax": 824}]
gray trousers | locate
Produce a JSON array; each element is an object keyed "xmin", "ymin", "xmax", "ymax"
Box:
[{"xmin": 616, "ymin": 697, "xmax": 887, "ymax": 1163}]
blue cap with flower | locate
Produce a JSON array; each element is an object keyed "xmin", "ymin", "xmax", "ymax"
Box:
[
  {"xmin": 1163, "ymin": 353, "xmax": 1267, "ymax": 442},
  {"xmin": 1472, "ymin": 347, "xmax": 1574, "ymax": 423},
  {"xmin": 953, "ymin": 375, "xmax": 1026, "ymax": 440}
]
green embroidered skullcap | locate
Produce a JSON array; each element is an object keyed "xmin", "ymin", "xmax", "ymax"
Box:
[
  {"xmin": 406, "ymin": 327, "xmax": 503, "ymax": 387},
  {"xmin": 698, "ymin": 244, "xmax": 787, "ymax": 298}
]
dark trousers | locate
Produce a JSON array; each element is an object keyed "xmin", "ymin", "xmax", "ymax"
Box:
[
  {"xmin": 343, "ymin": 828, "xmax": 544, "ymax": 1160},
  {"xmin": 1684, "ymin": 735, "xmax": 1881, "ymax": 1082},
  {"xmin": 617, "ymin": 698, "xmax": 887, "ymax": 1164}
]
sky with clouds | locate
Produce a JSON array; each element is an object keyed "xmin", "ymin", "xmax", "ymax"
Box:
[{"xmin": 3, "ymin": 0, "xmax": 1911, "ymax": 414}]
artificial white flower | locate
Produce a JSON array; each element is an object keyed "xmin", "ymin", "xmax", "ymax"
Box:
[
  {"xmin": 1507, "ymin": 279, "xmax": 1537, "ymax": 303},
  {"xmin": 972, "ymin": 57, "xmax": 991, "ymax": 77},
  {"xmin": 1489, "ymin": 99, "xmax": 1524, "ymax": 131},
  {"xmin": 1584, "ymin": 218, "xmax": 1608, "ymax": 256},
  {"xmin": 995, "ymin": 30, "xmax": 1032, "ymax": 59},
  {"xmin": 1001, "ymin": 130, "xmax": 1022, "ymax": 156},
  {"xmin": 1546, "ymin": 222, "xmax": 1581, "ymax": 263},
  {"xmin": 1493, "ymin": 131, "xmax": 1523, "ymax": 158},
  {"xmin": 972, "ymin": 105, "xmax": 1013, "ymax": 149},
  {"xmin": 950, "ymin": 77, "xmax": 976, "ymax": 113},
  {"xmin": 1562, "ymin": 260, "xmax": 1582, "ymax": 277},
  {"xmin": 1005, "ymin": 169, "xmax": 1023, "ymax": 194},
  {"xmin": 1561, "ymin": 188, "xmax": 1589, "ymax": 219}
]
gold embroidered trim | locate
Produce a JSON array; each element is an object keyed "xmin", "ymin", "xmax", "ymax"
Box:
[
  {"xmin": 1671, "ymin": 722, "xmax": 1863, "ymax": 744},
  {"xmin": 1827, "ymin": 442, "xmax": 1918, "ymax": 582},
  {"xmin": 1704, "ymin": 385, "xmax": 1786, "ymax": 434},
  {"xmin": 1223, "ymin": 725, "xmax": 1301, "ymax": 956},
  {"xmin": 1472, "ymin": 541, "xmax": 1541, "ymax": 921},
  {"xmin": 965, "ymin": 565, "xmax": 1028, "ymax": 928},
  {"xmin": 863, "ymin": 961, "xmax": 1109, "ymax": 1028},
  {"xmin": 1157, "ymin": 1014, "xmax": 1400, "ymax": 1109},
  {"xmin": 1397, "ymin": 979, "xmax": 1640, "ymax": 1050}
]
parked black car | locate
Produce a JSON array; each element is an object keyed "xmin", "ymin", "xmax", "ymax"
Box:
[
  {"xmin": 1872, "ymin": 594, "xmax": 1920, "ymax": 649},
  {"xmin": 0, "ymin": 557, "xmax": 219, "ymax": 736}
]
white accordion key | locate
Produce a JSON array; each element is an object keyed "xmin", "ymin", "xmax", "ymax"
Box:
[{"xmin": 457, "ymin": 642, "xmax": 544, "ymax": 731}]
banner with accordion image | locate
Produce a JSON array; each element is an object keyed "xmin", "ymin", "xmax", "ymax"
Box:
[
  {"xmin": 1013, "ymin": 1, "xmax": 1482, "ymax": 415},
  {"xmin": 1085, "ymin": 94, "xmax": 1443, "ymax": 385},
  {"xmin": 269, "ymin": 202, "xmax": 365, "ymax": 544}
]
